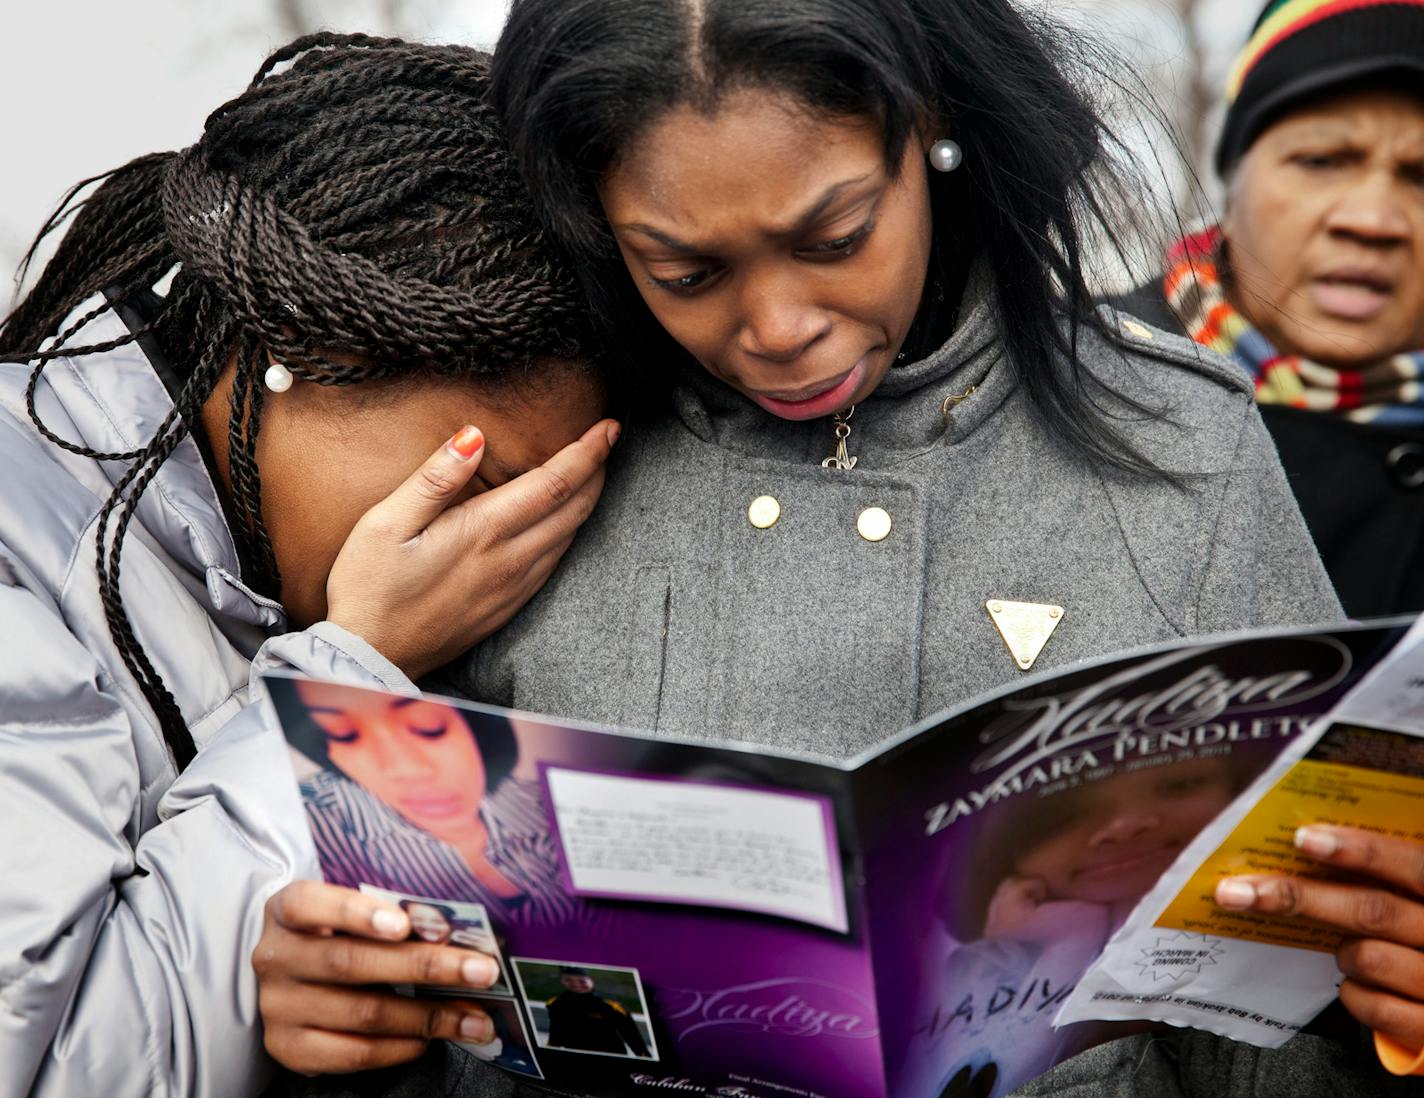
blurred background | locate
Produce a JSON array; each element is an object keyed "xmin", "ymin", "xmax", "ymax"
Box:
[{"xmin": 0, "ymin": 0, "xmax": 1258, "ymax": 308}]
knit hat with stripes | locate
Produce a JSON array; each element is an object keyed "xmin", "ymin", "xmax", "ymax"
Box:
[{"xmin": 1216, "ymin": 0, "xmax": 1424, "ymax": 175}]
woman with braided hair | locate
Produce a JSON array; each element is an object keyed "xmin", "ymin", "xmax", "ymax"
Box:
[{"xmin": 0, "ymin": 34, "xmax": 617, "ymax": 1097}]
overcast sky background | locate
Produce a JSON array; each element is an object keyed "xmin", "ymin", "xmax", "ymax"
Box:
[{"xmin": 0, "ymin": 0, "xmax": 1257, "ymax": 307}]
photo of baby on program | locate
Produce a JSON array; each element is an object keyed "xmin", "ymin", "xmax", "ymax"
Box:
[{"xmin": 904, "ymin": 752, "xmax": 1260, "ymax": 1098}]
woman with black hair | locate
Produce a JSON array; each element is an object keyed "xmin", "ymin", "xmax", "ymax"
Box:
[
  {"xmin": 462, "ymin": 1, "xmax": 1387, "ymax": 1095},
  {"xmin": 0, "ymin": 34, "xmax": 618, "ymax": 1097},
  {"xmin": 459, "ymin": 0, "xmax": 1342, "ymax": 755},
  {"xmin": 404, "ymin": 902, "xmax": 461, "ymax": 945},
  {"xmin": 271, "ymin": 678, "xmax": 573, "ymax": 926}
]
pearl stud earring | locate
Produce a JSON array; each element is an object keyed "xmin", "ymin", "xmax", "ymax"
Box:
[
  {"xmin": 264, "ymin": 362, "xmax": 294, "ymax": 393},
  {"xmin": 928, "ymin": 138, "xmax": 964, "ymax": 173}
]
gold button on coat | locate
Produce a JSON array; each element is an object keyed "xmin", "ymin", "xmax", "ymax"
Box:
[
  {"xmin": 857, "ymin": 506, "xmax": 892, "ymax": 542},
  {"xmin": 748, "ymin": 495, "xmax": 781, "ymax": 529}
]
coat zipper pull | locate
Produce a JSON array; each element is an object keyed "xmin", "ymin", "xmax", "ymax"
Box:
[{"xmin": 820, "ymin": 404, "xmax": 858, "ymax": 470}]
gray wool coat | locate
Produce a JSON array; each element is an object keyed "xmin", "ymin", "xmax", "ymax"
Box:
[
  {"xmin": 455, "ymin": 275, "xmax": 1341, "ymax": 754},
  {"xmin": 306, "ymin": 276, "xmax": 1400, "ymax": 1098}
]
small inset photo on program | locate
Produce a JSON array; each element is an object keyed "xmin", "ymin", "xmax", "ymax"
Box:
[
  {"xmin": 511, "ymin": 958, "xmax": 658, "ymax": 1061},
  {"xmin": 360, "ymin": 885, "xmax": 512, "ymax": 996}
]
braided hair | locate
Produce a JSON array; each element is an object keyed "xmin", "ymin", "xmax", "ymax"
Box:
[{"xmin": 0, "ymin": 34, "xmax": 596, "ymax": 771}]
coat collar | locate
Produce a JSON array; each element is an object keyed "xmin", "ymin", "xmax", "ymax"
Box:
[{"xmin": 37, "ymin": 297, "xmax": 285, "ymax": 630}]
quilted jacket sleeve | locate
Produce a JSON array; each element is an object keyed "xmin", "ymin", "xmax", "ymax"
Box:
[{"xmin": 0, "ymin": 572, "xmax": 411, "ymax": 1098}]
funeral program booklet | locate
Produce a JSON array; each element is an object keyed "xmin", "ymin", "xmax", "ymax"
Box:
[
  {"xmin": 1059, "ymin": 613, "xmax": 1424, "ymax": 1047},
  {"xmin": 261, "ymin": 616, "xmax": 1413, "ymax": 1098}
]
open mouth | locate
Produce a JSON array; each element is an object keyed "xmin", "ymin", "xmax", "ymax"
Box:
[{"xmin": 748, "ymin": 356, "xmax": 869, "ymax": 421}]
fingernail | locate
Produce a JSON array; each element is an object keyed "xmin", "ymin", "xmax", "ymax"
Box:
[
  {"xmin": 1216, "ymin": 878, "xmax": 1257, "ymax": 910},
  {"xmin": 462, "ymin": 956, "xmax": 496, "ymax": 986},
  {"xmin": 449, "ymin": 425, "xmax": 483, "ymax": 460},
  {"xmin": 372, "ymin": 908, "xmax": 407, "ymax": 936},
  {"xmin": 459, "ymin": 1013, "xmax": 492, "ymax": 1042},
  {"xmin": 606, "ymin": 421, "xmax": 621, "ymax": 447},
  {"xmin": 1295, "ymin": 826, "xmax": 1339, "ymax": 858}
]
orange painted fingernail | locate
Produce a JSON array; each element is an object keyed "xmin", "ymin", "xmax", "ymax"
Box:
[
  {"xmin": 449, "ymin": 426, "xmax": 483, "ymax": 459},
  {"xmin": 1295, "ymin": 826, "xmax": 1339, "ymax": 858}
]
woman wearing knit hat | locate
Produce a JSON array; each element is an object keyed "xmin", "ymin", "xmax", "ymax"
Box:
[
  {"xmin": 1112, "ymin": 0, "xmax": 1424, "ymax": 1084},
  {"xmin": 1115, "ymin": 0, "xmax": 1424, "ymax": 620}
]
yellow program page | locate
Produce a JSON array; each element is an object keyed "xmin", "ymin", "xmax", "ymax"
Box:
[{"xmin": 1156, "ymin": 725, "xmax": 1424, "ymax": 952}]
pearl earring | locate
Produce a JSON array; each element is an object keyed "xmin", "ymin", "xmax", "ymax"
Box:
[
  {"xmin": 928, "ymin": 138, "xmax": 963, "ymax": 173},
  {"xmin": 264, "ymin": 362, "xmax": 294, "ymax": 393}
]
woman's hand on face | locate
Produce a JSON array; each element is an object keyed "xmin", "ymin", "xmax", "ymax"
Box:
[
  {"xmin": 325, "ymin": 419, "xmax": 619, "ymax": 678},
  {"xmin": 254, "ymin": 881, "xmax": 503, "ymax": 1075},
  {"xmin": 1215, "ymin": 825, "xmax": 1424, "ymax": 1049}
]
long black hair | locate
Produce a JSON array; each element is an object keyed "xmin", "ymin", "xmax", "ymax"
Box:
[
  {"xmin": 1, "ymin": 34, "xmax": 596, "ymax": 770},
  {"xmin": 490, "ymin": 0, "xmax": 1167, "ymax": 470}
]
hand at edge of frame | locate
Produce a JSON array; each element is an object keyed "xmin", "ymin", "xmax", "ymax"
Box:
[{"xmin": 1214, "ymin": 824, "xmax": 1424, "ymax": 1052}]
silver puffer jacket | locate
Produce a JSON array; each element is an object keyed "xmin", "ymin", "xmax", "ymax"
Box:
[{"xmin": 0, "ymin": 299, "xmax": 411, "ymax": 1097}]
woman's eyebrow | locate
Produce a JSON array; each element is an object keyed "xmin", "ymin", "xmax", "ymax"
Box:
[
  {"xmin": 305, "ymin": 705, "xmax": 347, "ymax": 715},
  {"xmin": 619, "ymin": 170, "xmax": 879, "ymax": 250},
  {"xmin": 774, "ymin": 171, "xmax": 878, "ymax": 236},
  {"xmin": 621, "ymin": 223, "xmax": 698, "ymax": 253}
]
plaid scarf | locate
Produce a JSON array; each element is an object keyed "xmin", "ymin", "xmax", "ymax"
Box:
[{"xmin": 1164, "ymin": 227, "xmax": 1424, "ymax": 428}]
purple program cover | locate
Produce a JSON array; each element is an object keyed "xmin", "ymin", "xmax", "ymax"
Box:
[
  {"xmin": 266, "ymin": 674, "xmax": 883, "ymax": 1097},
  {"xmin": 850, "ymin": 622, "xmax": 1406, "ymax": 1098},
  {"xmin": 263, "ymin": 618, "xmax": 1409, "ymax": 1098}
]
